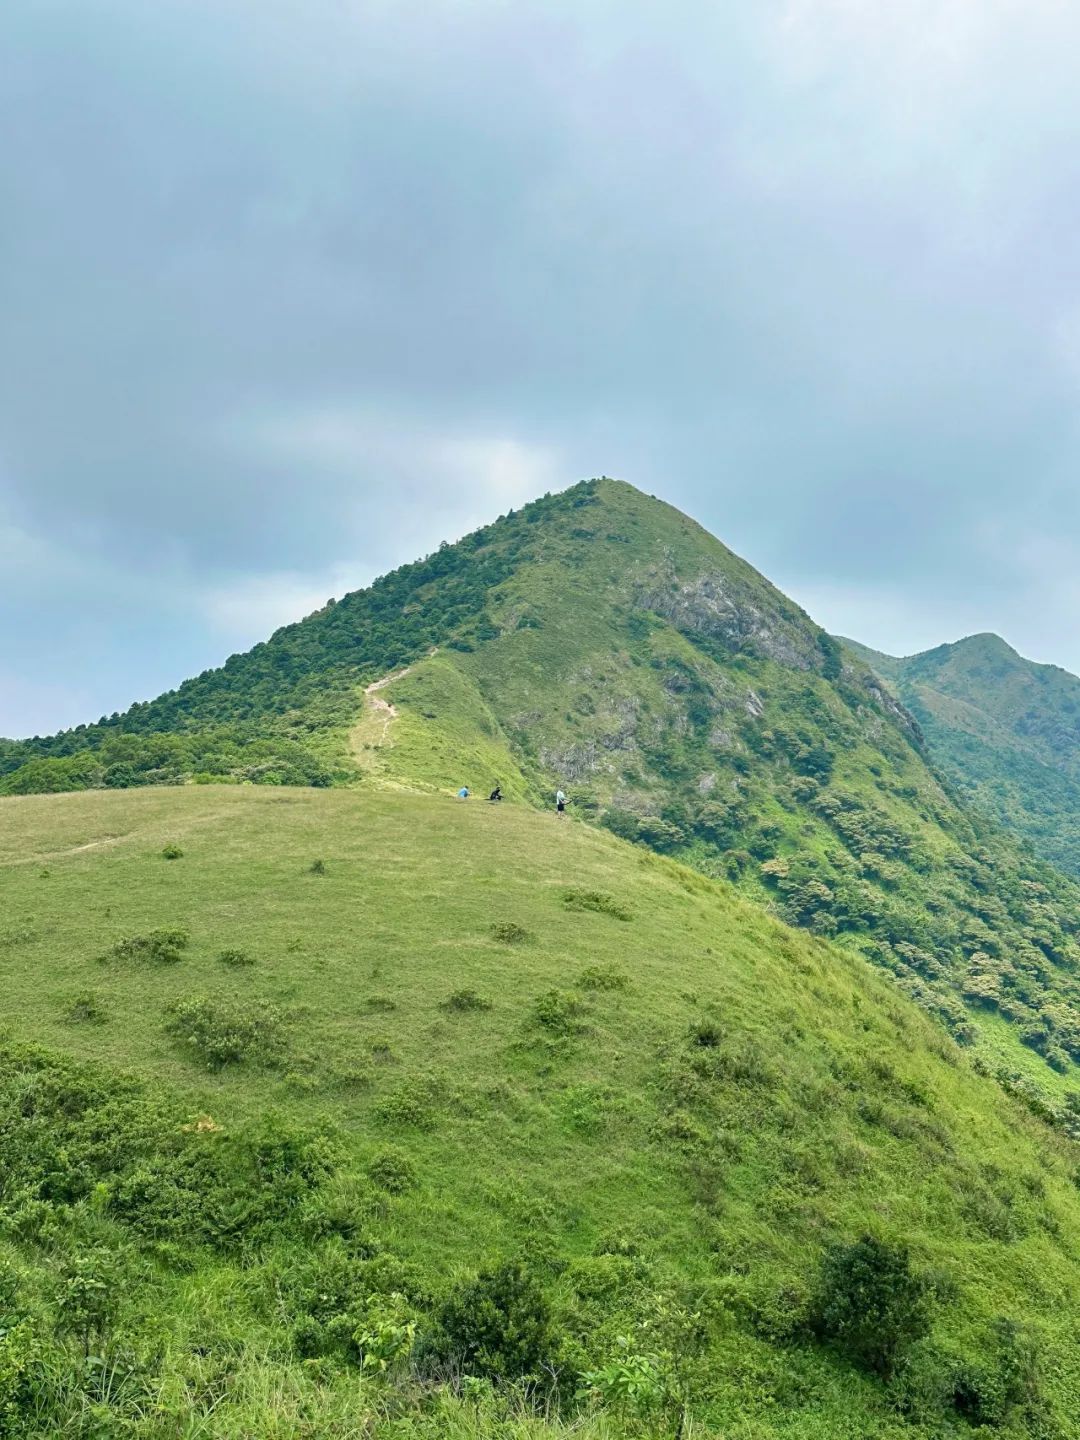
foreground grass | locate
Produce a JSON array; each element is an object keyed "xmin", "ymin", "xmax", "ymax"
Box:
[{"xmin": 1, "ymin": 785, "xmax": 1079, "ymax": 1436}]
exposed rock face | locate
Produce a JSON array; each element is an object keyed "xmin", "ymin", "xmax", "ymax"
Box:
[
  {"xmin": 635, "ymin": 557, "xmax": 821, "ymax": 671},
  {"xmin": 539, "ymin": 741, "xmax": 607, "ymax": 781},
  {"xmin": 863, "ymin": 678, "xmax": 923, "ymax": 744}
]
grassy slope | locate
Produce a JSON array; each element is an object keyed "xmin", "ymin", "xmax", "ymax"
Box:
[
  {"xmin": 352, "ymin": 484, "xmax": 1080, "ymax": 1099},
  {"xmin": 3, "ymin": 784, "xmax": 1080, "ymax": 1436},
  {"xmin": 842, "ymin": 635, "xmax": 1080, "ymax": 879},
  {"xmin": 9, "ymin": 482, "xmax": 1080, "ymax": 1107}
]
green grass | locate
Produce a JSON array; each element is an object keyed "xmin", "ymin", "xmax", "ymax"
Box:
[
  {"xmin": 8, "ymin": 479, "xmax": 1080, "ymax": 1099},
  {"xmin": 2, "ymin": 784, "xmax": 1080, "ymax": 1436}
]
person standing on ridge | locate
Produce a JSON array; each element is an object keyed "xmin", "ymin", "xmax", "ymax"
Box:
[{"xmin": 555, "ymin": 788, "xmax": 567, "ymax": 817}]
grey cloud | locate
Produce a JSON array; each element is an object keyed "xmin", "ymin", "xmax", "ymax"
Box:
[{"xmin": 5, "ymin": 0, "xmax": 1080, "ymax": 733}]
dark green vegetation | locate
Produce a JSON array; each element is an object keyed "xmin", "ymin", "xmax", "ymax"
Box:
[
  {"xmin": 6, "ymin": 480, "xmax": 1080, "ymax": 1103},
  {"xmin": 844, "ymin": 634, "xmax": 1080, "ymax": 880},
  {"xmin": 1, "ymin": 786, "xmax": 1080, "ymax": 1436}
]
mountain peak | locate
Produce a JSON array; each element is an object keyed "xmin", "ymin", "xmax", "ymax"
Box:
[
  {"xmin": 6, "ymin": 476, "xmax": 1080, "ymax": 1105},
  {"xmin": 945, "ymin": 632, "xmax": 1020, "ymax": 660}
]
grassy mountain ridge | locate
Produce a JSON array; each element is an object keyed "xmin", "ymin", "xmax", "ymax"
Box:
[
  {"xmin": 340, "ymin": 485, "xmax": 1080, "ymax": 1098},
  {"xmin": 1, "ymin": 784, "xmax": 1079, "ymax": 1435},
  {"xmin": 0, "ymin": 479, "xmax": 882, "ymax": 790},
  {"xmin": 6, "ymin": 480, "xmax": 1080, "ymax": 1103},
  {"xmin": 842, "ymin": 635, "xmax": 1080, "ymax": 879}
]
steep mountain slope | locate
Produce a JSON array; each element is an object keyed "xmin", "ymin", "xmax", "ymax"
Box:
[
  {"xmin": 6, "ymin": 480, "xmax": 1080, "ymax": 1100},
  {"xmin": 1, "ymin": 784, "xmax": 1079, "ymax": 1436},
  {"xmin": 844, "ymin": 635, "xmax": 1080, "ymax": 879}
]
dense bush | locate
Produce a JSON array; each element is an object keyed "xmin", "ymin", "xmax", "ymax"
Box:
[
  {"xmin": 368, "ymin": 1148, "xmax": 418, "ymax": 1194},
  {"xmin": 438, "ymin": 1261, "xmax": 560, "ymax": 1383},
  {"xmin": 813, "ymin": 1235, "xmax": 934, "ymax": 1380},
  {"xmin": 163, "ymin": 995, "xmax": 288, "ymax": 1069},
  {"xmin": 101, "ymin": 927, "xmax": 189, "ymax": 965},
  {"xmin": 0, "ymin": 1042, "xmax": 338, "ymax": 1255}
]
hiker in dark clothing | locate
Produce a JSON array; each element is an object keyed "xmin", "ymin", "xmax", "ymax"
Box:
[{"xmin": 489, "ymin": 785, "xmax": 502, "ymax": 803}]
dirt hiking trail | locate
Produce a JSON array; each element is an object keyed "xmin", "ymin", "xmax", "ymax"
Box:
[{"xmin": 349, "ymin": 649, "xmax": 437, "ymax": 775}]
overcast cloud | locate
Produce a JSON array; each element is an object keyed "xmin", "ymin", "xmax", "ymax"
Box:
[{"xmin": 4, "ymin": 0, "xmax": 1080, "ymax": 736}]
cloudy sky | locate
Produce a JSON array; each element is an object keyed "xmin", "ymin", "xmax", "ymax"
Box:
[{"xmin": 4, "ymin": 0, "xmax": 1080, "ymax": 737}]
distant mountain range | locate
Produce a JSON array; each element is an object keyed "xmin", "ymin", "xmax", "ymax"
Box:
[{"xmin": 843, "ymin": 633, "xmax": 1080, "ymax": 879}]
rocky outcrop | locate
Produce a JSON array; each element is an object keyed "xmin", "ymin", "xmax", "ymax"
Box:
[{"xmin": 634, "ymin": 556, "xmax": 821, "ymax": 672}]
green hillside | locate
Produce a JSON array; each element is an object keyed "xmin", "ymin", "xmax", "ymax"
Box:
[
  {"xmin": 843, "ymin": 635, "xmax": 1080, "ymax": 880},
  {"xmin": 1, "ymin": 784, "xmax": 1079, "ymax": 1436},
  {"xmin": 6, "ymin": 480, "xmax": 1080, "ymax": 1107}
]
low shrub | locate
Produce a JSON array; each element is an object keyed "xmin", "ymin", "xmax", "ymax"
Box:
[
  {"xmin": 353, "ymin": 1291, "xmax": 417, "ymax": 1373},
  {"xmin": 102, "ymin": 927, "xmax": 190, "ymax": 965},
  {"xmin": 309, "ymin": 859, "xmax": 328, "ymax": 876},
  {"xmin": 532, "ymin": 989, "xmax": 585, "ymax": 1035},
  {"xmin": 64, "ymin": 991, "xmax": 108, "ymax": 1025},
  {"xmin": 440, "ymin": 988, "xmax": 492, "ymax": 1013},
  {"xmin": 562, "ymin": 888, "xmax": 631, "ymax": 921},
  {"xmin": 218, "ymin": 947, "xmax": 255, "ymax": 967},
  {"xmin": 374, "ymin": 1079, "xmax": 437, "ymax": 1131},
  {"xmin": 160, "ymin": 844, "xmax": 183, "ymax": 860},
  {"xmin": 951, "ymin": 1318, "xmax": 1045, "ymax": 1426},
  {"xmin": 326, "ymin": 1062, "xmax": 373, "ymax": 1093},
  {"xmin": 163, "ymin": 995, "xmax": 289, "ymax": 1069},
  {"xmin": 490, "ymin": 921, "xmax": 531, "ymax": 945},
  {"xmin": 368, "ymin": 1147, "xmax": 418, "ymax": 1193},
  {"xmin": 53, "ymin": 1245, "xmax": 128, "ymax": 1359},
  {"xmin": 577, "ymin": 964, "xmax": 629, "ymax": 991}
]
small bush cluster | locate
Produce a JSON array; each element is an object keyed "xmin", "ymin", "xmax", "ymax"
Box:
[
  {"xmin": 373, "ymin": 1078, "xmax": 438, "ymax": 1131},
  {"xmin": 368, "ymin": 1147, "xmax": 418, "ymax": 1194},
  {"xmin": 531, "ymin": 989, "xmax": 585, "ymax": 1036},
  {"xmin": 440, "ymin": 988, "xmax": 492, "ymax": 1013},
  {"xmin": 63, "ymin": 992, "xmax": 108, "ymax": 1025},
  {"xmin": 101, "ymin": 927, "xmax": 189, "ymax": 965},
  {"xmin": 218, "ymin": 947, "xmax": 255, "ymax": 967},
  {"xmin": 163, "ymin": 994, "xmax": 289, "ymax": 1069},
  {"xmin": 562, "ymin": 889, "xmax": 632, "ymax": 922},
  {"xmin": 490, "ymin": 921, "xmax": 532, "ymax": 944},
  {"xmin": 577, "ymin": 964, "xmax": 629, "ymax": 992},
  {"xmin": 160, "ymin": 844, "xmax": 183, "ymax": 860}
]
